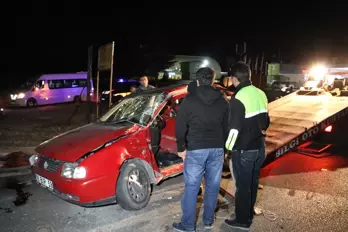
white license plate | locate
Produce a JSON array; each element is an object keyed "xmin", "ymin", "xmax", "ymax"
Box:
[
  {"xmin": 101, "ymin": 98, "xmax": 105, "ymax": 100},
  {"xmin": 36, "ymin": 174, "xmax": 53, "ymax": 191}
]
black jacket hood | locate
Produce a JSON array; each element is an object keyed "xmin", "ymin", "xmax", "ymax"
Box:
[
  {"xmin": 187, "ymin": 81, "xmax": 197, "ymax": 95},
  {"xmin": 196, "ymin": 85, "xmax": 224, "ymax": 105}
]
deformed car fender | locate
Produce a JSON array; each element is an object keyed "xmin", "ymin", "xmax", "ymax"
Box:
[{"xmin": 119, "ymin": 158, "xmax": 156, "ymax": 184}]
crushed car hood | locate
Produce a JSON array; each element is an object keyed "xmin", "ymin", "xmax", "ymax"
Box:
[{"xmin": 35, "ymin": 123, "xmax": 137, "ymax": 162}]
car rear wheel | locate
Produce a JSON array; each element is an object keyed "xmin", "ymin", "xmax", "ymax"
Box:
[
  {"xmin": 116, "ymin": 161, "xmax": 152, "ymax": 211},
  {"xmin": 73, "ymin": 96, "xmax": 80, "ymax": 103}
]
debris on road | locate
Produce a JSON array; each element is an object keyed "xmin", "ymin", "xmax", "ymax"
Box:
[
  {"xmin": 254, "ymin": 206, "xmax": 263, "ymax": 215},
  {"xmin": 253, "ymin": 206, "xmax": 278, "ymax": 221},
  {"xmin": 13, "ymin": 188, "xmax": 33, "ymax": 206},
  {"xmin": 1, "ymin": 151, "xmax": 30, "ymax": 168},
  {"xmin": 0, "ymin": 206, "xmax": 13, "ymax": 213}
]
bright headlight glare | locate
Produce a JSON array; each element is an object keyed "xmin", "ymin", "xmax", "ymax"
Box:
[
  {"xmin": 17, "ymin": 93, "xmax": 25, "ymax": 99},
  {"xmin": 309, "ymin": 65, "xmax": 327, "ymax": 80}
]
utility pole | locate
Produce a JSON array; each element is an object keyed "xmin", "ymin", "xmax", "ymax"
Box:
[
  {"xmin": 259, "ymin": 52, "xmax": 265, "ymax": 88},
  {"xmin": 87, "ymin": 45, "xmax": 93, "ymax": 123},
  {"xmin": 243, "ymin": 42, "xmax": 247, "ymax": 63},
  {"xmin": 254, "ymin": 54, "xmax": 259, "ymax": 75}
]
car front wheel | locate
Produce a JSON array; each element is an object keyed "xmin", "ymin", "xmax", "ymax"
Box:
[
  {"xmin": 116, "ymin": 161, "xmax": 152, "ymax": 211},
  {"xmin": 26, "ymin": 98, "xmax": 37, "ymax": 107}
]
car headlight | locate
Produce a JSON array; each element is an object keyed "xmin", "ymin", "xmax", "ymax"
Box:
[
  {"xmin": 61, "ymin": 163, "xmax": 86, "ymax": 179},
  {"xmin": 17, "ymin": 93, "xmax": 25, "ymax": 99},
  {"xmin": 10, "ymin": 94, "xmax": 17, "ymax": 100},
  {"xmin": 29, "ymin": 154, "xmax": 39, "ymax": 166}
]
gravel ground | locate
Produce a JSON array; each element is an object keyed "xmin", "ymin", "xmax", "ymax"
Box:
[{"xmin": 0, "ymin": 103, "xmax": 95, "ymax": 148}]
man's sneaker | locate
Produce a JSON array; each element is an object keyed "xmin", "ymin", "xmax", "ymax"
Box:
[
  {"xmin": 204, "ymin": 223, "xmax": 213, "ymax": 230},
  {"xmin": 224, "ymin": 218, "xmax": 251, "ymax": 231},
  {"xmin": 172, "ymin": 222, "xmax": 195, "ymax": 232}
]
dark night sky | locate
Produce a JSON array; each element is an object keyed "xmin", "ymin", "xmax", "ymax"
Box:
[{"xmin": 2, "ymin": 4, "xmax": 348, "ymax": 89}]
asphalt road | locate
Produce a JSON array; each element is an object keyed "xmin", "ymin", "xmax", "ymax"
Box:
[
  {"xmin": 1, "ymin": 149, "xmax": 348, "ymax": 232},
  {"xmin": 1, "ymin": 103, "xmax": 348, "ymax": 232}
]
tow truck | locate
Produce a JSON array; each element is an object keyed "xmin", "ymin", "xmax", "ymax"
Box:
[{"xmin": 220, "ymin": 64, "xmax": 348, "ymax": 198}]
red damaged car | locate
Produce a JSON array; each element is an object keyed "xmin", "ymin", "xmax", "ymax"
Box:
[{"xmin": 29, "ymin": 82, "xmax": 232, "ymax": 210}]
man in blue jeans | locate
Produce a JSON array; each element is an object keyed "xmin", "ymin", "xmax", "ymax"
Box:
[
  {"xmin": 225, "ymin": 62, "xmax": 270, "ymax": 230},
  {"xmin": 173, "ymin": 67, "xmax": 229, "ymax": 232}
]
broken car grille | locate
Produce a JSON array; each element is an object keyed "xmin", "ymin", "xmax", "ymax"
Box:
[{"xmin": 38, "ymin": 156, "xmax": 64, "ymax": 173}]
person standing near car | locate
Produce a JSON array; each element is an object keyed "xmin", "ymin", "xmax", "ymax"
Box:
[
  {"xmin": 224, "ymin": 62, "xmax": 270, "ymax": 230},
  {"xmin": 173, "ymin": 67, "xmax": 229, "ymax": 232},
  {"xmin": 134, "ymin": 75, "xmax": 155, "ymax": 93}
]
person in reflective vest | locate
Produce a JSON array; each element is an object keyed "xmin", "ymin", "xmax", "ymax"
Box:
[{"xmin": 224, "ymin": 62, "xmax": 270, "ymax": 230}]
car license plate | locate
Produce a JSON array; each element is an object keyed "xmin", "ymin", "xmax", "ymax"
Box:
[
  {"xmin": 35, "ymin": 174, "xmax": 53, "ymax": 191},
  {"xmin": 101, "ymin": 98, "xmax": 105, "ymax": 100}
]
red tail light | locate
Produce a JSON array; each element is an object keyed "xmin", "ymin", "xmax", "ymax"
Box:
[{"xmin": 324, "ymin": 125, "xmax": 333, "ymax": 133}]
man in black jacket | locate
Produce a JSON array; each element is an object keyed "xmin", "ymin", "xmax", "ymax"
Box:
[
  {"xmin": 224, "ymin": 62, "xmax": 270, "ymax": 230},
  {"xmin": 173, "ymin": 67, "xmax": 229, "ymax": 232}
]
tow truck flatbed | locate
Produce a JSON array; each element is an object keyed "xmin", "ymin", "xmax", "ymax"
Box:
[
  {"xmin": 220, "ymin": 90, "xmax": 348, "ymax": 198},
  {"xmin": 266, "ymin": 91, "xmax": 348, "ymax": 162}
]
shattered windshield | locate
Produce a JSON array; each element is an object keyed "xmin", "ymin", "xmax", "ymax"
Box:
[{"xmin": 99, "ymin": 92, "xmax": 167, "ymax": 126}]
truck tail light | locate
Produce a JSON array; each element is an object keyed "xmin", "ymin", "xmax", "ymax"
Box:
[{"xmin": 324, "ymin": 125, "xmax": 333, "ymax": 133}]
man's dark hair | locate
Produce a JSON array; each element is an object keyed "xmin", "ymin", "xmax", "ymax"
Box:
[
  {"xmin": 196, "ymin": 67, "xmax": 215, "ymax": 86},
  {"xmin": 228, "ymin": 62, "xmax": 251, "ymax": 82}
]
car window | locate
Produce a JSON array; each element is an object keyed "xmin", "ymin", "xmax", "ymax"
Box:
[
  {"xmin": 99, "ymin": 92, "xmax": 167, "ymax": 126},
  {"xmin": 34, "ymin": 80, "xmax": 45, "ymax": 89}
]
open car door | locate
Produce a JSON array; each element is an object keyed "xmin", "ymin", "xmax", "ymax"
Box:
[{"xmin": 159, "ymin": 95, "xmax": 185, "ymax": 154}]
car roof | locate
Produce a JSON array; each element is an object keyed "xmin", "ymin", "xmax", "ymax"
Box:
[
  {"xmin": 133, "ymin": 81, "xmax": 191, "ymax": 95},
  {"xmin": 39, "ymin": 73, "xmax": 87, "ymax": 80},
  {"xmin": 133, "ymin": 81, "xmax": 230, "ymax": 96}
]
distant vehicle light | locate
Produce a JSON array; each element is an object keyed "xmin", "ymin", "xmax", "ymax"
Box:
[
  {"xmin": 118, "ymin": 79, "xmax": 124, "ymax": 83},
  {"xmin": 324, "ymin": 125, "xmax": 332, "ymax": 133},
  {"xmin": 309, "ymin": 65, "xmax": 327, "ymax": 80},
  {"xmin": 200, "ymin": 59, "xmax": 209, "ymax": 68}
]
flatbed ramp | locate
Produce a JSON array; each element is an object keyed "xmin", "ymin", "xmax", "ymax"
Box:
[{"xmin": 220, "ymin": 90, "xmax": 348, "ymax": 198}]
